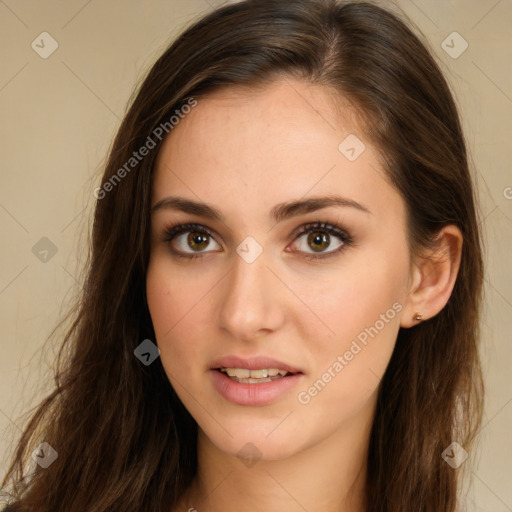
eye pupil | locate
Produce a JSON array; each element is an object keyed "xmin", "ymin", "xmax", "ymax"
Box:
[
  {"xmin": 308, "ymin": 231, "xmax": 329, "ymax": 252},
  {"xmin": 188, "ymin": 232, "xmax": 209, "ymax": 250}
]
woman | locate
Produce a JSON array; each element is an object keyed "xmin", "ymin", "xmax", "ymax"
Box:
[{"xmin": 1, "ymin": 0, "xmax": 484, "ymax": 510}]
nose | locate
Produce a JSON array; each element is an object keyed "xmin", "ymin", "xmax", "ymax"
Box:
[{"xmin": 216, "ymin": 250, "xmax": 285, "ymax": 342}]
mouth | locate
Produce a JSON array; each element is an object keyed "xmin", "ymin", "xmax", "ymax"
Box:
[
  {"xmin": 209, "ymin": 356, "xmax": 305, "ymax": 405},
  {"xmin": 210, "ymin": 366, "xmax": 305, "ymax": 406},
  {"xmin": 215, "ymin": 367, "xmax": 301, "ymax": 384}
]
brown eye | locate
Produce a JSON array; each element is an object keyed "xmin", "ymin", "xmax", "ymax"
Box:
[
  {"xmin": 187, "ymin": 232, "xmax": 210, "ymax": 251},
  {"xmin": 174, "ymin": 230, "xmax": 220, "ymax": 254},
  {"xmin": 307, "ymin": 231, "xmax": 330, "ymax": 252},
  {"xmin": 163, "ymin": 223, "xmax": 222, "ymax": 258},
  {"xmin": 290, "ymin": 221, "xmax": 353, "ymax": 260}
]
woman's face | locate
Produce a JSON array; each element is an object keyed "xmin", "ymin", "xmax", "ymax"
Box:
[{"xmin": 146, "ymin": 78, "xmax": 413, "ymax": 461}]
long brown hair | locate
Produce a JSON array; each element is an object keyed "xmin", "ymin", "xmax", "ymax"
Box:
[{"xmin": 1, "ymin": 1, "xmax": 484, "ymax": 511}]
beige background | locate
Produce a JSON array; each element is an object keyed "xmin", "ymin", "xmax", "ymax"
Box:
[{"xmin": 0, "ymin": 0, "xmax": 510, "ymax": 510}]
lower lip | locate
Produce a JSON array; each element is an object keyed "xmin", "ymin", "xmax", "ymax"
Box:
[{"xmin": 210, "ymin": 369, "xmax": 305, "ymax": 406}]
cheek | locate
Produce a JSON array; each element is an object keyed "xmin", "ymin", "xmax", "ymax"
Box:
[
  {"xmin": 146, "ymin": 252, "xmax": 218, "ymax": 329},
  {"xmin": 296, "ymin": 247, "xmax": 408, "ymax": 401},
  {"xmin": 146, "ymin": 260, "xmax": 209, "ymax": 375}
]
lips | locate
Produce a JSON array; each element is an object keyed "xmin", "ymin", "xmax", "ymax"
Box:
[
  {"xmin": 210, "ymin": 355, "xmax": 304, "ymax": 375},
  {"xmin": 208, "ymin": 355, "xmax": 305, "ymax": 406},
  {"xmin": 210, "ymin": 368, "xmax": 304, "ymax": 406}
]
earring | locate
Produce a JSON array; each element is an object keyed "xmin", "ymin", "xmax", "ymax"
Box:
[{"xmin": 414, "ymin": 312, "xmax": 423, "ymax": 321}]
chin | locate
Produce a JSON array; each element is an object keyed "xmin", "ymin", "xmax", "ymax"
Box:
[{"xmin": 202, "ymin": 419, "xmax": 308, "ymax": 464}]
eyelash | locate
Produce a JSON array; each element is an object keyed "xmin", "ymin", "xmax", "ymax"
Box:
[{"xmin": 161, "ymin": 221, "xmax": 354, "ymax": 261}]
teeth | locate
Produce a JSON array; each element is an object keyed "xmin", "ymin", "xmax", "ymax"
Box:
[
  {"xmin": 249, "ymin": 369, "xmax": 268, "ymax": 378},
  {"xmin": 228, "ymin": 368, "xmax": 250, "ymax": 378},
  {"xmin": 220, "ymin": 367, "xmax": 289, "ymax": 379}
]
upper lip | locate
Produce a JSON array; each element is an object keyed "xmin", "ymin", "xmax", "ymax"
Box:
[{"xmin": 211, "ymin": 355, "xmax": 304, "ymax": 374}]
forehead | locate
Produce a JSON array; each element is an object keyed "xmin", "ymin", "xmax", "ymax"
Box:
[{"xmin": 151, "ymin": 78, "xmax": 402, "ymax": 225}]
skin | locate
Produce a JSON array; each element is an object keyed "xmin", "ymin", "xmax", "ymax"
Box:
[{"xmin": 146, "ymin": 77, "xmax": 462, "ymax": 512}]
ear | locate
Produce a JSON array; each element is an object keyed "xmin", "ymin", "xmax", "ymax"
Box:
[{"xmin": 400, "ymin": 225, "xmax": 463, "ymax": 328}]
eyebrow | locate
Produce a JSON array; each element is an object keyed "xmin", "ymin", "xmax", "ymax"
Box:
[{"xmin": 151, "ymin": 195, "xmax": 372, "ymax": 223}]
